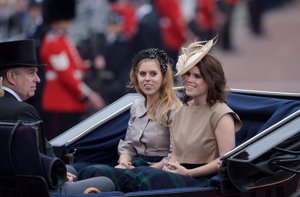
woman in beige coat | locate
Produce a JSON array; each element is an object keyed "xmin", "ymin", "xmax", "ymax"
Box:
[{"xmin": 78, "ymin": 48, "xmax": 181, "ymax": 189}]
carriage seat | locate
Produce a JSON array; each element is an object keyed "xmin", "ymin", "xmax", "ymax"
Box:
[{"xmin": 0, "ymin": 121, "xmax": 50, "ymax": 196}]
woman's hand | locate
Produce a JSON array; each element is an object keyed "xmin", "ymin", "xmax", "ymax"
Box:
[
  {"xmin": 115, "ymin": 161, "xmax": 134, "ymax": 169},
  {"xmin": 163, "ymin": 162, "xmax": 190, "ymax": 176}
]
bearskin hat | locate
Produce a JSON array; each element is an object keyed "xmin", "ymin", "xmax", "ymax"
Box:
[{"xmin": 42, "ymin": 0, "xmax": 76, "ymax": 24}]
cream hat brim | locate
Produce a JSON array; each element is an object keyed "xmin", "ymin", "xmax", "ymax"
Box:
[{"xmin": 175, "ymin": 39, "xmax": 213, "ymax": 77}]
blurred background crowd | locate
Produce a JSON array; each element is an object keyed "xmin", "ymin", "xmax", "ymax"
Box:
[{"xmin": 0, "ymin": 0, "xmax": 297, "ymax": 139}]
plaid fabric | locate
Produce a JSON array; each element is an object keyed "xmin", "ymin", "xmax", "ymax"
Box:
[
  {"xmin": 78, "ymin": 164, "xmax": 125, "ymax": 190},
  {"xmin": 78, "ymin": 157, "xmax": 208, "ymax": 192},
  {"xmin": 131, "ymin": 156, "xmax": 163, "ymax": 167},
  {"xmin": 78, "ymin": 157, "xmax": 163, "ymax": 191},
  {"xmin": 116, "ymin": 166, "xmax": 210, "ymax": 192}
]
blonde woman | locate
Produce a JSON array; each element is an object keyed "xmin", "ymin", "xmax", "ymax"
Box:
[{"xmin": 78, "ymin": 48, "xmax": 181, "ymax": 189}]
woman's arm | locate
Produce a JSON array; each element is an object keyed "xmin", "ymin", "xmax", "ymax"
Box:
[
  {"xmin": 116, "ymin": 104, "xmax": 137, "ymax": 169},
  {"xmin": 166, "ymin": 114, "xmax": 235, "ymax": 177},
  {"xmin": 188, "ymin": 114, "xmax": 235, "ymax": 176},
  {"xmin": 150, "ymin": 162, "xmax": 164, "ymax": 169}
]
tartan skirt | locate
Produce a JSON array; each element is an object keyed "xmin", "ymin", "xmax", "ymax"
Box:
[
  {"xmin": 78, "ymin": 156, "xmax": 163, "ymax": 190},
  {"xmin": 78, "ymin": 157, "xmax": 211, "ymax": 192},
  {"xmin": 116, "ymin": 166, "xmax": 210, "ymax": 192}
]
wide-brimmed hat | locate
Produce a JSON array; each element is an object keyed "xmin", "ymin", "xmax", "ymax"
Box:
[
  {"xmin": 0, "ymin": 39, "xmax": 43, "ymax": 69},
  {"xmin": 175, "ymin": 38, "xmax": 215, "ymax": 77}
]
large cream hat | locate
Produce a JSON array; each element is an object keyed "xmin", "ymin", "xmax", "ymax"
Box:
[{"xmin": 175, "ymin": 38, "xmax": 215, "ymax": 77}]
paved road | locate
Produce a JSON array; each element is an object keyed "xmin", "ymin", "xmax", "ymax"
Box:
[{"xmin": 213, "ymin": 0, "xmax": 300, "ymax": 93}]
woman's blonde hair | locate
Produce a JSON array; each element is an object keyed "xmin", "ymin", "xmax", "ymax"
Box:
[{"xmin": 129, "ymin": 49, "xmax": 181, "ymax": 126}]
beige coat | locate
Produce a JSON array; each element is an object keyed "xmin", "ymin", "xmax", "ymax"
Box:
[{"xmin": 118, "ymin": 97, "xmax": 175, "ymax": 164}]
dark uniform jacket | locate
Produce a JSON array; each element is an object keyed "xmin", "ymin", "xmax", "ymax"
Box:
[{"xmin": 0, "ymin": 90, "xmax": 55, "ymax": 156}]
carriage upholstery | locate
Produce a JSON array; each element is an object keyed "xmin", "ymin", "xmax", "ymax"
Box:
[{"xmin": 227, "ymin": 92, "xmax": 300, "ymax": 146}]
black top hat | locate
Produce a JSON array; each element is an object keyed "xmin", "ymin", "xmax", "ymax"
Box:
[
  {"xmin": 0, "ymin": 39, "xmax": 43, "ymax": 69},
  {"xmin": 42, "ymin": 0, "xmax": 76, "ymax": 24}
]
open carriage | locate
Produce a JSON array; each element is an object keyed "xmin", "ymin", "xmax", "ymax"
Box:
[{"xmin": 1, "ymin": 88, "xmax": 300, "ymax": 197}]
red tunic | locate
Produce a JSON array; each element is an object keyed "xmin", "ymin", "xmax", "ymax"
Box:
[
  {"xmin": 195, "ymin": 0, "xmax": 216, "ymax": 31},
  {"xmin": 155, "ymin": 0, "xmax": 186, "ymax": 50},
  {"xmin": 110, "ymin": 3, "xmax": 137, "ymax": 39},
  {"xmin": 40, "ymin": 32, "xmax": 88, "ymax": 112}
]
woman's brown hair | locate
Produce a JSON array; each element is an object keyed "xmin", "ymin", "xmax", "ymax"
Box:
[{"xmin": 183, "ymin": 53, "xmax": 227, "ymax": 106}]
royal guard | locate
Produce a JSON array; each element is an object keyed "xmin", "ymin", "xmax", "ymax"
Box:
[
  {"xmin": 40, "ymin": 0, "xmax": 105, "ymax": 139},
  {"xmin": 110, "ymin": 1, "xmax": 137, "ymax": 39},
  {"xmin": 154, "ymin": 0, "xmax": 187, "ymax": 67},
  {"xmin": 195, "ymin": 0, "xmax": 217, "ymax": 40}
]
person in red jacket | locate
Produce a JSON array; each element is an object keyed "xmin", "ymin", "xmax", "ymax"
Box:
[
  {"xmin": 40, "ymin": 0, "xmax": 105, "ymax": 139},
  {"xmin": 109, "ymin": 1, "xmax": 137, "ymax": 39},
  {"xmin": 195, "ymin": 0, "xmax": 217, "ymax": 40},
  {"xmin": 154, "ymin": 0, "xmax": 187, "ymax": 69}
]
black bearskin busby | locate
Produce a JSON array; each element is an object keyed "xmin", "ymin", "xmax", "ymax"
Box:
[{"xmin": 42, "ymin": 0, "xmax": 76, "ymax": 24}]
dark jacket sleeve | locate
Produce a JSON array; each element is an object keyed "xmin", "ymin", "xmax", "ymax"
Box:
[{"xmin": 20, "ymin": 104, "xmax": 56, "ymax": 157}]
